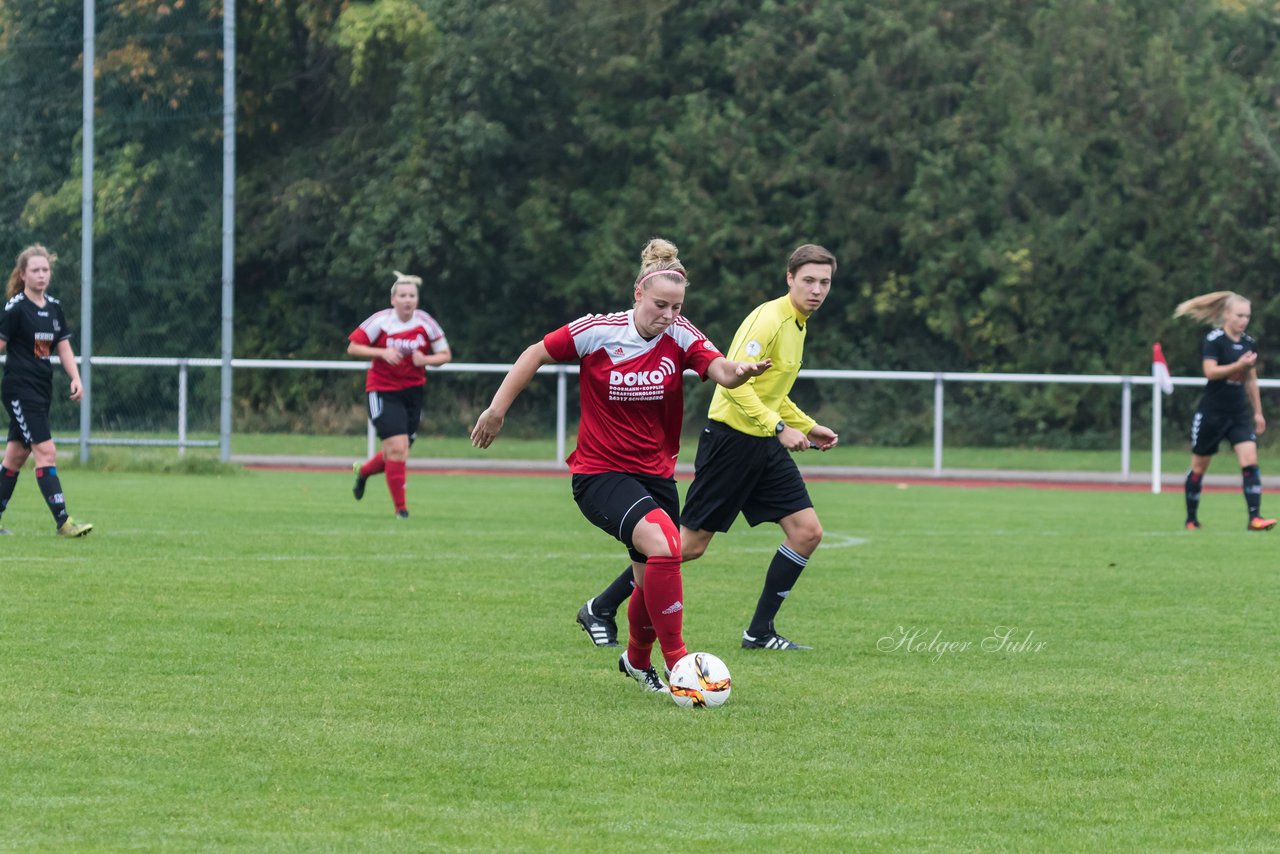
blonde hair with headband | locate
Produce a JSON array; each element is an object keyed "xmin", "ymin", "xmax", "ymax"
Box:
[{"xmin": 634, "ymin": 238, "xmax": 688, "ymax": 289}]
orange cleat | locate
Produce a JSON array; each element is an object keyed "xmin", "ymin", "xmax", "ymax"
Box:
[{"xmin": 1247, "ymin": 517, "xmax": 1277, "ymax": 532}]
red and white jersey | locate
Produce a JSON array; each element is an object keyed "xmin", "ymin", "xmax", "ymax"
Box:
[
  {"xmin": 543, "ymin": 310, "xmax": 724, "ymax": 478},
  {"xmin": 349, "ymin": 309, "xmax": 449, "ymax": 392}
]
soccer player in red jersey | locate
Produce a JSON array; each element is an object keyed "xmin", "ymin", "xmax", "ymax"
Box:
[
  {"xmin": 348, "ymin": 272, "xmax": 452, "ymax": 518},
  {"xmin": 470, "ymin": 238, "xmax": 771, "ymax": 693}
]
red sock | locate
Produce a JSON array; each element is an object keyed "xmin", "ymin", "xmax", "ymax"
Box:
[
  {"xmin": 643, "ymin": 555, "xmax": 687, "ymax": 671},
  {"xmin": 385, "ymin": 459, "xmax": 407, "ymax": 511},
  {"xmin": 359, "ymin": 453, "xmax": 385, "ymax": 479},
  {"xmin": 626, "ymin": 583, "xmax": 657, "ymax": 671}
]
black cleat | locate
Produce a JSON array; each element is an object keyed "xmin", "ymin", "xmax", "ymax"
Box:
[
  {"xmin": 395, "ymin": 509, "xmax": 409, "ymax": 519},
  {"xmin": 576, "ymin": 599, "xmax": 619, "ymax": 647},
  {"xmin": 352, "ymin": 462, "xmax": 367, "ymax": 501},
  {"xmin": 742, "ymin": 629, "xmax": 812, "ymax": 651}
]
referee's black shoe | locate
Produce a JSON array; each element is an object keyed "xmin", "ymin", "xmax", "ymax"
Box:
[
  {"xmin": 576, "ymin": 598, "xmax": 619, "ymax": 647},
  {"xmin": 742, "ymin": 628, "xmax": 812, "ymax": 651}
]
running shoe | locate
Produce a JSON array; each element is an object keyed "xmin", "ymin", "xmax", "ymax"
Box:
[
  {"xmin": 352, "ymin": 462, "xmax": 367, "ymax": 501},
  {"xmin": 618, "ymin": 652, "xmax": 667, "ymax": 693},
  {"xmin": 57, "ymin": 518, "xmax": 94, "ymax": 538},
  {"xmin": 742, "ymin": 629, "xmax": 812, "ymax": 651},
  {"xmin": 576, "ymin": 599, "xmax": 619, "ymax": 647}
]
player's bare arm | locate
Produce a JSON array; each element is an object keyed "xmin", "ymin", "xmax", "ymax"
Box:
[
  {"xmin": 55, "ymin": 339, "xmax": 84, "ymax": 402},
  {"xmin": 471, "ymin": 341, "xmax": 555, "ymax": 448},
  {"xmin": 347, "ymin": 340, "xmax": 404, "ymax": 365},
  {"xmin": 413, "ymin": 346, "xmax": 452, "ymax": 368},
  {"xmin": 707, "ymin": 357, "xmax": 771, "ymax": 389}
]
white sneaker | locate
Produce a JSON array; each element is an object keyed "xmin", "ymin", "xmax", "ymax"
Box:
[{"xmin": 618, "ymin": 652, "xmax": 667, "ymax": 693}]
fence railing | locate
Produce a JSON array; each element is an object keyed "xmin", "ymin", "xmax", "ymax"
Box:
[{"xmin": 14, "ymin": 355, "xmax": 1279, "ymax": 494}]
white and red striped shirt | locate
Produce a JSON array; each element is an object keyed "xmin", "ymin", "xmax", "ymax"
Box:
[
  {"xmin": 349, "ymin": 309, "xmax": 449, "ymax": 392},
  {"xmin": 543, "ymin": 310, "xmax": 723, "ymax": 477}
]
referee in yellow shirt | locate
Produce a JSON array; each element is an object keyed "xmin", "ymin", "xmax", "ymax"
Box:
[{"xmin": 576, "ymin": 244, "xmax": 838, "ymax": 651}]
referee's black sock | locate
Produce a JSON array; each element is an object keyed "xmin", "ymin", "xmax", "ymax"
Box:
[
  {"xmin": 591, "ymin": 565, "xmax": 636, "ymax": 617},
  {"xmin": 35, "ymin": 466, "xmax": 69, "ymax": 527},
  {"xmin": 747, "ymin": 545, "xmax": 808, "ymax": 638},
  {"xmin": 1185, "ymin": 470, "xmax": 1203, "ymax": 523},
  {"xmin": 1242, "ymin": 465, "xmax": 1262, "ymax": 518}
]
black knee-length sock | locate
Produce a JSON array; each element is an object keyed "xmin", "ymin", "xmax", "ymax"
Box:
[
  {"xmin": 1242, "ymin": 465, "xmax": 1262, "ymax": 518},
  {"xmin": 35, "ymin": 466, "xmax": 69, "ymax": 527},
  {"xmin": 748, "ymin": 545, "xmax": 808, "ymax": 637}
]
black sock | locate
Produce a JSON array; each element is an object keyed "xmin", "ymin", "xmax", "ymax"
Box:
[
  {"xmin": 1185, "ymin": 470, "xmax": 1203, "ymax": 523},
  {"xmin": 591, "ymin": 565, "xmax": 635, "ymax": 617},
  {"xmin": 1242, "ymin": 465, "xmax": 1262, "ymax": 518},
  {"xmin": 748, "ymin": 545, "xmax": 808, "ymax": 637},
  {"xmin": 35, "ymin": 466, "xmax": 68, "ymax": 527},
  {"xmin": 0, "ymin": 466, "xmax": 19, "ymax": 519}
]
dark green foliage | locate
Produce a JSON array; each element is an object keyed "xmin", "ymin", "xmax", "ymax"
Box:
[{"xmin": 2, "ymin": 0, "xmax": 1278, "ymax": 445}]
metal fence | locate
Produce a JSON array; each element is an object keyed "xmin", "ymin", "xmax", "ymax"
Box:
[{"xmin": 17, "ymin": 355, "xmax": 1275, "ymax": 494}]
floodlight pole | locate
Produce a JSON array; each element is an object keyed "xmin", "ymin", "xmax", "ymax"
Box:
[
  {"xmin": 79, "ymin": 0, "xmax": 95, "ymax": 463},
  {"xmin": 219, "ymin": 0, "xmax": 236, "ymax": 462}
]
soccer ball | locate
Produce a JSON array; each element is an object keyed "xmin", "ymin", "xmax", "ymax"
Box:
[{"xmin": 668, "ymin": 652, "xmax": 732, "ymax": 709}]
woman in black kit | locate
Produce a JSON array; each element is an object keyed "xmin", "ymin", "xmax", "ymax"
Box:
[
  {"xmin": 0, "ymin": 245, "xmax": 93, "ymax": 537},
  {"xmin": 1175, "ymin": 291, "xmax": 1275, "ymax": 532}
]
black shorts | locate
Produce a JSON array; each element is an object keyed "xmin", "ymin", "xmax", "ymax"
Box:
[
  {"xmin": 681, "ymin": 420, "xmax": 813, "ymax": 533},
  {"xmin": 1190, "ymin": 409, "xmax": 1256, "ymax": 456},
  {"xmin": 572, "ymin": 472, "xmax": 679, "ymax": 564},
  {"xmin": 4, "ymin": 395, "xmax": 53, "ymax": 447},
  {"xmin": 366, "ymin": 387, "xmax": 425, "ymax": 443}
]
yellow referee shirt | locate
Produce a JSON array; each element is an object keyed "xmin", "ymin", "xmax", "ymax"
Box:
[{"xmin": 707, "ymin": 294, "xmax": 817, "ymax": 437}]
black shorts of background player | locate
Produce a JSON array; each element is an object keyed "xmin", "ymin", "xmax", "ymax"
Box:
[{"xmin": 1174, "ymin": 290, "xmax": 1275, "ymax": 532}]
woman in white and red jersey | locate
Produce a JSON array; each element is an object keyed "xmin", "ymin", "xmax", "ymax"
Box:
[
  {"xmin": 470, "ymin": 238, "xmax": 771, "ymax": 694},
  {"xmin": 348, "ymin": 272, "xmax": 452, "ymax": 518}
]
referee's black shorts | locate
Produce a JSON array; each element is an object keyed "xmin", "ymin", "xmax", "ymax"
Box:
[
  {"xmin": 572, "ymin": 472, "xmax": 679, "ymax": 564},
  {"xmin": 681, "ymin": 420, "xmax": 813, "ymax": 533}
]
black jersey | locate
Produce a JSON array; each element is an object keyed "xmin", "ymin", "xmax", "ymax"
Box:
[
  {"xmin": 0, "ymin": 292, "xmax": 73, "ymax": 403},
  {"xmin": 1199, "ymin": 327, "xmax": 1256, "ymax": 416}
]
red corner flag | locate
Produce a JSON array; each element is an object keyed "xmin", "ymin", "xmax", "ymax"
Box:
[{"xmin": 1152, "ymin": 342, "xmax": 1174, "ymax": 395}]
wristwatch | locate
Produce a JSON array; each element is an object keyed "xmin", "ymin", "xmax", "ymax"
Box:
[{"xmin": 775, "ymin": 420, "xmax": 786, "ymax": 434}]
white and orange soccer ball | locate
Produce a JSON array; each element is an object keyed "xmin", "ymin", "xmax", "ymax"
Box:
[{"xmin": 668, "ymin": 652, "xmax": 732, "ymax": 709}]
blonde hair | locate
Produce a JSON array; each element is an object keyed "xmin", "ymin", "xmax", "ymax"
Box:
[
  {"xmin": 6, "ymin": 244, "xmax": 56, "ymax": 300},
  {"xmin": 635, "ymin": 238, "xmax": 688, "ymax": 289},
  {"xmin": 1174, "ymin": 291, "xmax": 1249, "ymax": 326},
  {"xmin": 390, "ymin": 270, "xmax": 422, "ymax": 297}
]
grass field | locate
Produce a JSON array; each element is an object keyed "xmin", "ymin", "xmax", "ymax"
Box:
[{"xmin": 2, "ymin": 468, "xmax": 1278, "ymax": 850}]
